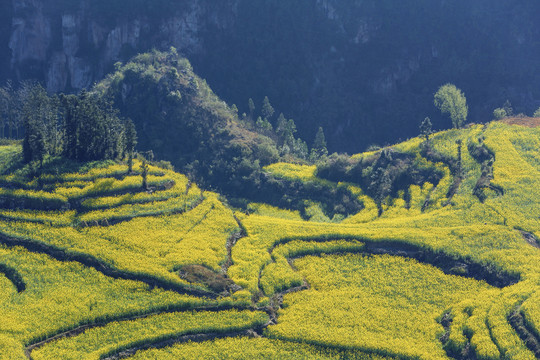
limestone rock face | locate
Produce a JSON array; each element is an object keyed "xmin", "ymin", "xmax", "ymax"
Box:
[
  {"xmin": 6, "ymin": 0, "xmax": 238, "ymax": 92},
  {"xmin": 9, "ymin": 0, "xmax": 51, "ymax": 70}
]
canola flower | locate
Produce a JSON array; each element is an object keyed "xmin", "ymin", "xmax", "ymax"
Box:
[
  {"xmin": 0, "ymin": 122, "xmax": 539, "ymax": 360},
  {"xmin": 125, "ymin": 336, "xmax": 392, "ymax": 360},
  {"xmin": 33, "ymin": 310, "xmax": 268, "ymax": 360}
]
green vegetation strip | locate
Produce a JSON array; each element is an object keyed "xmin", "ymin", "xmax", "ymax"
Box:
[
  {"xmin": 0, "ymin": 261, "xmax": 25, "ymax": 292},
  {"xmin": 260, "ymin": 236, "xmax": 518, "ymax": 297},
  {"xmin": 31, "ymin": 310, "xmax": 268, "ymax": 360},
  {"xmin": 77, "ymin": 194, "xmax": 203, "ymax": 227},
  {"xmin": 124, "ymin": 337, "xmax": 394, "ymax": 360},
  {"xmin": 0, "ymin": 231, "xmax": 215, "ymax": 298}
]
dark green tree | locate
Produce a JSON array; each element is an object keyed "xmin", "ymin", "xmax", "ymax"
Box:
[
  {"xmin": 0, "ymin": 81, "xmax": 17, "ymax": 139},
  {"xmin": 61, "ymin": 90, "xmax": 127, "ymax": 162},
  {"xmin": 22, "ymin": 84, "xmax": 49, "ymax": 165},
  {"xmin": 456, "ymin": 139, "xmax": 463, "ymax": 177},
  {"xmin": 502, "ymin": 100, "xmax": 513, "ymax": 117},
  {"xmin": 310, "ymin": 126, "xmax": 328, "ymax": 160},
  {"xmin": 141, "ymin": 150, "xmax": 153, "ymax": 190},
  {"xmin": 292, "ymin": 137, "xmax": 309, "ymax": 159},
  {"xmin": 255, "ymin": 116, "xmax": 273, "ymax": 133},
  {"xmin": 61, "ymin": 94, "xmax": 79, "ymax": 160},
  {"xmin": 124, "ymin": 118, "xmax": 137, "ymax": 173},
  {"xmin": 248, "ymin": 98, "xmax": 255, "ymax": 119},
  {"xmin": 0, "ymin": 86, "xmax": 9, "ymax": 138},
  {"xmin": 261, "ymin": 96, "xmax": 274, "ymax": 121},
  {"xmin": 275, "ymin": 113, "xmax": 287, "ymax": 140},
  {"xmin": 493, "ymin": 108, "xmax": 506, "ymax": 120},
  {"xmin": 419, "ymin": 117, "xmax": 433, "ymax": 142}
]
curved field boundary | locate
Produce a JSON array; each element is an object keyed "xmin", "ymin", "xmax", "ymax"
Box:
[
  {"xmin": 101, "ymin": 329, "xmax": 258, "ymax": 360},
  {"xmin": 0, "ymin": 261, "xmax": 25, "ymax": 292},
  {"xmin": 0, "ymin": 231, "xmax": 217, "ymax": 298},
  {"xmin": 260, "ymin": 238, "xmax": 514, "ymax": 360},
  {"xmin": 264, "ymin": 236, "xmax": 519, "ymax": 290},
  {"xmin": 25, "ymin": 305, "xmax": 256, "ymax": 360},
  {"xmin": 508, "ymin": 306, "xmax": 540, "ymax": 357},
  {"xmin": 77, "ymin": 195, "xmax": 204, "ymax": 227}
]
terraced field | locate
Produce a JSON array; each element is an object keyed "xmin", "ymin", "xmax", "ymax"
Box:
[{"xmin": 0, "ymin": 120, "xmax": 539, "ymax": 359}]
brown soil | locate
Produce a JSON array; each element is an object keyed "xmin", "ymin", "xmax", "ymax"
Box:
[
  {"xmin": 521, "ymin": 230, "xmax": 540, "ymax": 249},
  {"xmin": 178, "ymin": 264, "xmax": 234, "ymax": 293},
  {"xmin": 501, "ymin": 117, "xmax": 540, "ymax": 128}
]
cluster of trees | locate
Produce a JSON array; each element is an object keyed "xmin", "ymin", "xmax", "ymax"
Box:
[
  {"xmin": 241, "ymin": 96, "xmax": 327, "ymax": 162},
  {"xmin": 0, "ymin": 81, "xmax": 29, "ymax": 139},
  {"xmin": 1, "ymin": 81, "xmax": 136, "ymax": 167},
  {"xmin": 433, "ymin": 83, "xmax": 540, "ymax": 125}
]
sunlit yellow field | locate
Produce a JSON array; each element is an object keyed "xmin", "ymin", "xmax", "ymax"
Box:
[{"xmin": 0, "ymin": 121, "xmax": 538, "ymax": 359}]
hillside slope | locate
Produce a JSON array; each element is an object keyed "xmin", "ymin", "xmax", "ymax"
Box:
[
  {"xmin": 0, "ymin": 120, "xmax": 538, "ymax": 359},
  {"xmin": 93, "ymin": 49, "xmax": 280, "ymax": 195},
  {"xmin": 3, "ymin": 0, "xmax": 540, "ymax": 152}
]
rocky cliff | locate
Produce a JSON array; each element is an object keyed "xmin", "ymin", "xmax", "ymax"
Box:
[
  {"xmin": 6, "ymin": 0, "xmax": 236, "ymax": 91},
  {"xmin": 3, "ymin": 0, "xmax": 540, "ymax": 152}
]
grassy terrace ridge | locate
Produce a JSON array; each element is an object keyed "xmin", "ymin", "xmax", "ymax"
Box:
[{"xmin": 0, "ymin": 120, "xmax": 539, "ymax": 359}]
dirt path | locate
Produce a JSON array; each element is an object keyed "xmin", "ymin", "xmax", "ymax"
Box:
[
  {"xmin": 220, "ymin": 215, "xmax": 246, "ymax": 276},
  {"xmin": 520, "ymin": 230, "xmax": 540, "ymax": 249},
  {"xmin": 501, "ymin": 117, "xmax": 540, "ymax": 128}
]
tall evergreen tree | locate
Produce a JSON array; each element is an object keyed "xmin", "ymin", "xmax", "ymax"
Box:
[
  {"xmin": 248, "ymin": 98, "xmax": 255, "ymax": 119},
  {"xmin": 61, "ymin": 94, "xmax": 79, "ymax": 160},
  {"xmin": 124, "ymin": 118, "xmax": 137, "ymax": 173},
  {"xmin": 275, "ymin": 113, "xmax": 287, "ymax": 139},
  {"xmin": 261, "ymin": 96, "xmax": 274, "ymax": 121},
  {"xmin": 0, "ymin": 87, "xmax": 7, "ymax": 139},
  {"xmin": 419, "ymin": 117, "xmax": 433, "ymax": 142},
  {"xmin": 141, "ymin": 150, "xmax": 153, "ymax": 190},
  {"xmin": 22, "ymin": 84, "xmax": 48, "ymax": 165},
  {"xmin": 0, "ymin": 81, "xmax": 16, "ymax": 139},
  {"xmin": 61, "ymin": 90, "xmax": 128, "ymax": 162},
  {"xmin": 310, "ymin": 126, "xmax": 328, "ymax": 160}
]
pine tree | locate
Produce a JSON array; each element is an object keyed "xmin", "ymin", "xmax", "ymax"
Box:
[
  {"xmin": 292, "ymin": 138, "xmax": 309, "ymax": 159},
  {"xmin": 310, "ymin": 126, "xmax": 328, "ymax": 160},
  {"xmin": 419, "ymin": 117, "xmax": 433, "ymax": 142},
  {"xmin": 0, "ymin": 81, "xmax": 16, "ymax": 139},
  {"xmin": 22, "ymin": 84, "xmax": 49, "ymax": 166},
  {"xmin": 248, "ymin": 98, "xmax": 255, "ymax": 119},
  {"xmin": 275, "ymin": 113, "xmax": 287, "ymax": 137},
  {"xmin": 61, "ymin": 94, "xmax": 79, "ymax": 160},
  {"xmin": 0, "ymin": 86, "xmax": 9, "ymax": 139},
  {"xmin": 502, "ymin": 100, "xmax": 513, "ymax": 117},
  {"xmin": 61, "ymin": 91, "xmax": 127, "ymax": 162},
  {"xmin": 261, "ymin": 96, "xmax": 274, "ymax": 121},
  {"xmin": 141, "ymin": 151, "xmax": 153, "ymax": 191},
  {"xmin": 124, "ymin": 118, "xmax": 137, "ymax": 173}
]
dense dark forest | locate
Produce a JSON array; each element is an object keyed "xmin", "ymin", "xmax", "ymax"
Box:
[{"xmin": 2, "ymin": 0, "xmax": 540, "ymax": 152}]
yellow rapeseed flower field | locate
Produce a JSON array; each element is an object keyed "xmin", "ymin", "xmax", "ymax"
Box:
[{"xmin": 0, "ymin": 121, "xmax": 538, "ymax": 359}]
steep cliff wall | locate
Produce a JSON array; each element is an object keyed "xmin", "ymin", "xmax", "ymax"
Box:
[
  {"xmin": 7, "ymin": 0, "xmax": 237, "ymax": 92},
  {"xmin": 3, "ymin": 0, "xmax": 540, "ymax": 152}
]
